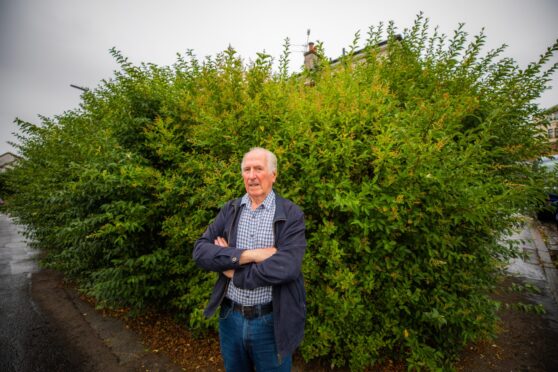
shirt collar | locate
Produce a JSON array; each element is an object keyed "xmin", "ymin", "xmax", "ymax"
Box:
[{"xmin": 241, "ymin": 190, "xmax": 276, "ymax": 210}]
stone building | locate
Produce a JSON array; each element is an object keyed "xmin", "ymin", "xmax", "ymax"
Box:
[
  {"xmin": 0, "ymin": 152, "xmax": 20, "ymax": 173},
  {"xmin": 541, "ymin": 105, "xmax": 558, "ymax": 152}
]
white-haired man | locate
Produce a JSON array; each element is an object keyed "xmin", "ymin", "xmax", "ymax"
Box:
[{"xmin": 194, "ymin": 147, "xmax": 307, "ymax": 371}]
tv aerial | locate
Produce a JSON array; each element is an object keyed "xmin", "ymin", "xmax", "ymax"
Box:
[{"xmin": 294, "ymin": 29, "xmax": 316, "ymax": 54}]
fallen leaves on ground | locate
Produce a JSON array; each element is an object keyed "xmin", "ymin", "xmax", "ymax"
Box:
[{"xmin": 78, "ymin": 294, "xmax": 223, "ymax": 371}]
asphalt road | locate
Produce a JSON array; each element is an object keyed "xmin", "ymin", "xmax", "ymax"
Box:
[
  {"xmin": 0, "ymin": 214, "xmax": 87, "ymax": 372},
  {"xmin": 0, "ymin": 214, "xmax": 182, "ymax": 372}
]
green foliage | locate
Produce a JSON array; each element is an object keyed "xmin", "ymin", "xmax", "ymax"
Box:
[
  {"xmin": 5, "ymin": 14, "xmax": 557, "ymax": 369},
  {"xmin": 0, "ymin": 171, "xmax": 10, "ymax": 197},
  {"xmin": 508, "ymin": 281, "xmax": 542, "ymax": 294},
  {"xmin": 505, "ymin": 302, "xmax": 546, "ymax": 315}
]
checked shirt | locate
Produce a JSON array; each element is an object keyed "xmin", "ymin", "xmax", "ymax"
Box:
[{"xmin": 225, "ymin": 191, "xmax": 275, "ymax": 305}]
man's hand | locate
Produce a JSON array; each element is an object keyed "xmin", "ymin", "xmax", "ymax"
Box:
[
  {"xmin": 215, "ymin": 237, "xmax": 234, "ymax": 277},
  {"xmin": 214, "ymin": 236, "xmax": 276, "ymax": 265},
  {"xmin": 240, "ymin": 247, "xmax": 277, "ymax": 264},
  {"xmin": 214, "ymin": 236, "xmax": 228, "ymax": 247},
  {"xmin": 223, "ymin": 269, "xmax": 234, "ymax": 279}
]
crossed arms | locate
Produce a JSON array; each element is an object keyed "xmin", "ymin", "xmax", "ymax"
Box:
[
  {"xmin": 213, "ymin": 236, "xmax": 276, "ymax": 278},
  {"xmin": 193, "ymin": 202, "xmax": 306, "ymax": 290}
]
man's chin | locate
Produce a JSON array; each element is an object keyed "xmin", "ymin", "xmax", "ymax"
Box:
[{"xmin": 247, "ymin": 190, "xmax": 265, "ymax": 199}]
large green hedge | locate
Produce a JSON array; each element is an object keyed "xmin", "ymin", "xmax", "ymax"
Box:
[{"xmin": 6, "ymin": 16, "xmax": 557, "ymax": 369}]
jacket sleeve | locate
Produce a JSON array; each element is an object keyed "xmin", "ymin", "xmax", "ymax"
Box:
[
  {"xmin": 232, "ymin": 205, "xmax": 306, "ymax": 290},
  {"xmin": 193, "ymin": 202, "xmax": 243, "ymax": 273}
]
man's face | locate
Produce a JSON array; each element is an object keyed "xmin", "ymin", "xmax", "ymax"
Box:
[{"xmin": 242, "ymin": 150, "xmax": 276, "ymax": 202}]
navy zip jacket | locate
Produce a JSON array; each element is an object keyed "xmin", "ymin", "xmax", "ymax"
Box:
[{"xmin": 193, "ymin": 193, "xmax": 307, "ymax": 358}]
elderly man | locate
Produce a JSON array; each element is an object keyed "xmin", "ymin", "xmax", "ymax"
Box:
[{"xmin": 193, "ymin": 147, "xmax": 307, "ymax": 371}]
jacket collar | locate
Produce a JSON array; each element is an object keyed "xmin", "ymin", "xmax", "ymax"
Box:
[
  {"xmin": 240, "ymin": 190, "xmax": 275, "ymax": 210},
  {"xmin": 232, "ymin": 190, "xmax": 286, "ymax": 223}
]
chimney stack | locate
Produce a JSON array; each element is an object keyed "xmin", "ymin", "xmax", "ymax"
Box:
[{"xmin": 304, "ymin": 41, "xmax": 318, "ymax": 71}]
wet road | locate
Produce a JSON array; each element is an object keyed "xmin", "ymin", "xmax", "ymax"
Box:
[{"xmin": 0, "ymin": 214, "xmax": 86, "ymax": 372}]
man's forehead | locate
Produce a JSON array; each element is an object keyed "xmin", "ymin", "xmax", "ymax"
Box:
[
  {"xmin": 244, "ymin": 151, "xmax": 267, "ymax": 163},
  {"xmin": 243, "ymin": 160, "xmax": 266, "ymax": 168}
]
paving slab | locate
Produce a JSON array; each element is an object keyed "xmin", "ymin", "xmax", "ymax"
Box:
[{"xmin": 506, "ymin": 218, "xmax": 558, "ymax": 306}]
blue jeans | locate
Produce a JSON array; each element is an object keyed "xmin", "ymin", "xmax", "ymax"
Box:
[{"xmin": 219, "ymin": 304, "xmax": 292, "ymax": 371}]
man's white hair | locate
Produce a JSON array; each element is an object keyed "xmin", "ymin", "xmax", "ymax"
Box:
[{"xmin": 241, "ymin": 147, "xmax": 277, "ymax": 174}]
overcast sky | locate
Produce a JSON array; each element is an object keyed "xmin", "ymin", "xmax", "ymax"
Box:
[{"xmin": 1, "ymin": 0, "xmax": 557, "ymax": 155}]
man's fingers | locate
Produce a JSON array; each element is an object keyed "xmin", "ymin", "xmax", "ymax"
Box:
[
  {"xmin": 223, "ymin": 269, "xmax": 234, "ymax": 278},
  {"xmin": 253, "ymin": 247, "xmax": 277, "ymax": 263},
  {"xmin": 214, "ymin": 236, "xmax": 229, "ymax": 247}
]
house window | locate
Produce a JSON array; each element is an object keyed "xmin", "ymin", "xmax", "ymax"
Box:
[
  {"xmin": 554, "ymin": 127, "xmax": 558, "ymax": 138},
  {"xmin": 548, "ymin": 128, "xmax": 554, "ymax": 138}
]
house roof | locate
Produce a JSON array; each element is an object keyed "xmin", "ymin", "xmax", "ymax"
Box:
[
  {"xmin": 0, "ymin": 152, "xmax": 20, "ymax": 168},
  {"xmin": 329, "ymin": 34, "xmax": 402, "ymax": 65}
]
